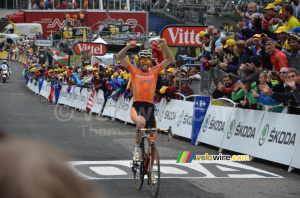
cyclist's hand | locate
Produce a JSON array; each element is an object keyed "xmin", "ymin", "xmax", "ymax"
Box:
[
  {"xmin": 127, "ymin": 40, "xmax": 136, "ymax": 48},
  {"xmin": 158, "ymin": 38, "xmax": 167, "ymax": 46}
]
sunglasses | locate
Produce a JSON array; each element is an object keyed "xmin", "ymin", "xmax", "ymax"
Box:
[
  {"xmin": 140, "ymin": 59, "xmax": 151, "ymax": 64},
  {"xmin": 279, "ymin": 71, "xmax": 287, "ymax": 74},
  {"xmin": 212, "ymin": 33, "xmax": 218, "ymax": 36}
]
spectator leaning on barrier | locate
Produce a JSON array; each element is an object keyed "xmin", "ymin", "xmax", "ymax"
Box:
[
  {"xmin": 187, "ymin": 67, "xmax": 201, "ymax": 95},
  {"xmin": 265, "ymin": 41, "xmax": 289, "ymax": 72},
  {"xmin": 232, "ymin": 81, "xmax": 259, "ymax": 109},
  {"xmin": 195, "ymin": 34, "xmax": 212, "ymax": 61},
  {"xmin": 288, "ymin": 34, "xmax": 300, "ymax": 72},
  {"xmin": 260, "ymin": 68, "xmax": 300, "ymax": 114},
  {"xmin": 239, "ymin": 55, "xmax": 263, "ymax": 85},
  {"xmin": 212, "ymin": 74, "xmax": 236, "ymax": 99},
  {"xmin": 211, "ymin": 28, "xmax": 223, "ymax": 48},
  {"xmin": 251, "ymin": 71, "xmax": 283, "ymax": 112}
]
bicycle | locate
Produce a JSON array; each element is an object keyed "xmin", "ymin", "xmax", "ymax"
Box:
[{"xmin": 131, "ymin": 126, "xmax": 172, "ymax": 197}]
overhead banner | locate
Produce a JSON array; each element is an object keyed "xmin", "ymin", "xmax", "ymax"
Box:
[
  {"xmin": 191, "ymin": 96, "xmax": 210, "ymax": 145},
  {"xmin": 220, "ymin": 109, "xmax": 265, "ymax": 156},
  {"xmin": 253, "ymin": 112, "xmax": 300, "ymax": 166},
  {"xmin": 196, "ymin": 105, "xmax": 233, "ymax": 148},
  {"xmin": 172, "ymin": 100, "xmax": 194, "ymax": 139},
  {"xmin": 34, "ymin": 40, "xmax": 53, "ymax": 47},
  {"xmin": 73, "ymin": 42, "xmax": 107, "ymax": 56},
  {"xmin": 161, "ymin": 25, "xmax": 208, "ymax": 47}
]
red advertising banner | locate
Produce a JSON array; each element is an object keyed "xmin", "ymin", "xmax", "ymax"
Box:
[
  {"xmin": 73, "ymin": 42, "xmax": 107, "ymax": 56},
  {"xmin": 161, "ymin": 25, "xmax": 208, "ymax": 47},
  {"xmin": 23, "ymin": 10, "xmax": 148, "ymax": 35},
  {"xmin": 85, "ymin": 11, "xmax": 148, "ymax": 33}
]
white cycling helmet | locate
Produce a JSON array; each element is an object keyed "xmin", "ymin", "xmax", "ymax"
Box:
[{"xmin": 138, "ymin": 50, "xmax": 152, "ymax": 60}]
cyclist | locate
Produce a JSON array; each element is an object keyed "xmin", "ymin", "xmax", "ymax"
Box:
[{"xmin": 116, "ymin": 39, "xmax": 174, "ymax": 162}]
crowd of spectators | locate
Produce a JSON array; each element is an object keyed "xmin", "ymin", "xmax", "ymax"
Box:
[{"xmin": 204, "ymin": 0, "xmax": 300, "ymax": 115}]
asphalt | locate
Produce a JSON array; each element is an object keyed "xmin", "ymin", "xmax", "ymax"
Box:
[{"xmin": 0, "ymin": 61, "xmax": 300, "ymax": 198}]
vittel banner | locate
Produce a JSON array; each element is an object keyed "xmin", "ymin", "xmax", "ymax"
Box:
[
  {"xmin": 220, "ymin": 108, "xmax": 265, "ymax": 156},
  {"xmin": 196, "ymin": 105, "xmax": 233, "ymax": 148},
  {"xmin": 253, "ymin": 112, "xmax": 300, "ymax": 166},
  {"xmin": 161, "ymin": 25, "xmax": 207, "ymax": 47}
]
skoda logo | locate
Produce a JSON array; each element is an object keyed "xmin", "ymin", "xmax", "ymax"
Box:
[
  {"xmin": 259, "ymin": 124, "xmax": 269, "ymax": 146},
  {"xmin": 159, "ymin": 106, "xmax": 167, "ymax": 121},
  {"xmin": 202, "ymin": 114, "xmax": 210, "ymax": 132},
  {"xmin": 227, "ymin": 119, "xmax": 236, "ymax": 139},
  {"xmin": 177, "ymin": 110, "xmax": 184, "ymax": 126}
]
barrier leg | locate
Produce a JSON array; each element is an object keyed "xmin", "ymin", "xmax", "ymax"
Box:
[
  {"xmin": 218, "ymin": 148, "xmax": 223, "ymax": 153},
  {"xmin": 249, "ymin": 156, "xmax": 254, "ymax": 161},
  {"xmin": 288, "ymin": 166, "xmax": 294, "ymax": 173}
]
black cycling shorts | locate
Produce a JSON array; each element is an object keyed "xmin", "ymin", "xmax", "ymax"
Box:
[{"xmin": 130, "ymin": 101, "xmax": 156, "ymax": 128}]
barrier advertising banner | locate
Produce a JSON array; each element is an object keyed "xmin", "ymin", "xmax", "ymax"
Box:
[
  {"xmin": 57, "ymin": 85, "xmax": 69, "ymax": 105},
  {"xmin": 156, "ymin": 99, "xmax": 182, "ymax": 130},
  {"xmin": 290, "ymin": 140, "xmax": 300, "ymax": 170},
  {"xmin": 114, "ymin": 96, "xmax": 134, "ymax": 124},
  {"xmin": 91, "ymin": 90, "xmax": 105, "ymax": 115},
  {"xmin": 220, "ymin": 108, "xmax": 265, "ymax": 155},
  {"xmin": 102, "ymin": 91, "xmax": 118, "ymax": 117},
  {"xmin": 196, "ymin": 105, "xmax": 233, "ymax": 148},
  {"xmin": 172, "ymin": 100, "xmax": 194, "ymax": 139},
  {"xmin": 253, "ymin": 112, "xmax": 300, "ymax": 166},
  {"xmin": 70, "ymin": 87, "xmax": 81, "ymax": 108},
  {"xmin": 76, "ymin": 88, "xmax": 88, "ymax": 110},
  {"xmin": 191, "ymin": 96, "xmax": 210, "ymax": 145}
]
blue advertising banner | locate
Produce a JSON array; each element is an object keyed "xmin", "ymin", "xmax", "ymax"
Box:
[
  {"xmin": 54, "ymin": 81, "xmax": 60, "ymax": 105},
  {"xmin": 38, "ymin": 77, "xmax": 44, "ymax": 93},
  {"xmin": 191, "ymin": 96, "xmax": 210, "ymax": 145}
]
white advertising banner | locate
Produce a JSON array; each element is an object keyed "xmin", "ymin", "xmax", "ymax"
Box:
[
  {"xmin": 91, "ymin": 90, "xmax": 105, "ymax": 115},
  {"xmin": 102, "ymin": 91, "xmax": 118, "ymax": 117},
  {"xmin": 115, "ymin": 96, "xmax": 134, "ymax": 124},
  {"xmin": 154, "ymin": 98, "xmax": 166, "ymax": 118},
  {"xmin": 196, "ymin": 105, "xmax": 233, "ymax": 148},
  {"xmin": 172, "ymin": 100, "xmax": 194, "ymax": 139},
  {"xmin": 39, "ymin": 81, "xmax": 47, "ymax": 98},
  {"xmin": 220, "ymin": 108, "xmax": 265, "ymax": 156},
  {"xmin": 32, "ymin": 80, "xmax": 39, "ymax": 94},
  {"xmin": 156, "ymin": 99, "xmax": 182, "ymax": 131},
  {"xmin": 290, "ymin": 140, "xmax": 300, "ymax": 170},
  {"xmin": 70, "ymin": 87, "xmax": 81, "ymax": 108},
  {"xmin": 253, "ymin": 112, "xmax": 300, "ymax": 166},
  {"xmin": 76, "ymin": 88, "xmax": 88, "ymax": 110},
  {"xmin": 57, "ymin": 85, "xmax": 69, "ymax": 105}
]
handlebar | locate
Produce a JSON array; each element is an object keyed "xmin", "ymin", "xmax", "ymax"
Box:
[{"xmin": 138, "ymin": 126, "xmax": 172, "ymax": 141}]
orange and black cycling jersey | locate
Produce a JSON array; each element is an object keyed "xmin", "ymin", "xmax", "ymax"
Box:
[{"xmin": 127, "ymin": 64, "xmax": 163, "ymax": 104}]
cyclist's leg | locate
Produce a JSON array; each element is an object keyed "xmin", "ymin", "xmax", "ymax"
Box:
[
  {"xmin": 146, "ymin": 105, "xmax": 157, "ymax": 142},
  {"xmin": 130, "ymin": 107, "xmax": 146, "ymax": 145}
]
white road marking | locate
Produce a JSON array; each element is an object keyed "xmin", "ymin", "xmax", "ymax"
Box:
[
  {"xmin": 90, "ymin": 166, "xmax": 127, "ymax": 176},
  {"xmin": 68, "ymin": 160, "xmax": 283, "ymax": 180}
]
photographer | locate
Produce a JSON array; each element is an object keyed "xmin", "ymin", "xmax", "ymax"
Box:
[{"xmin": 240, "ymin": 55, "xmax": 264, "ymax": 85}]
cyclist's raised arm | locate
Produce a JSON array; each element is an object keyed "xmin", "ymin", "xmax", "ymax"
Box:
[
  {"xmin": 158, "ymin": 39, "xmax": 174, "ymax": 69},
  {"xmin": 116, "ymin": 40, "xmax": 136, "ymax": 68}
]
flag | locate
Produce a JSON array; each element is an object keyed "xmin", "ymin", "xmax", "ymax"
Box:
[
  {"xmin": 47, "ymin": 50, "xmax": 69, "ymax": 66},
  {"xmin": 48, "ymin": 85, "xmax": 55, "ymax": 103},
  {"xmin": 86, "ymin": 87, "xmax": 96, "ymax": 111}
]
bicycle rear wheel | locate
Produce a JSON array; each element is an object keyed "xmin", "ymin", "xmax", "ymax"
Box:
[
  {"xmin": 133, "ymin": 158, "xmax": 144, "ymax": 190},
  {"xmin": 149, "ymin": 146, "xmax": 160, "ymax": 197}
]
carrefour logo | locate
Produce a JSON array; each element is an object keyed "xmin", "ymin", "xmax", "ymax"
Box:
[
  {"xmin": 227, "ymin": 119, "xmax": 236, "ymax": 139},
  {"xmin": 202, "ymin": 114, "xmax": 210, "ymax": 132},
  {"xmin": 259, "ymin": 124, "xmax": 269, "ymax": 146}
]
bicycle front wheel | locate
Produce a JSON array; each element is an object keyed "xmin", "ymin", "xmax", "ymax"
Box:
[
  {"xmin": 133, "ymin": 157, "xmax": 144, "ymax": 190},
  {"xmin": 149, "ymin": 146, "xmax": 160, "ymax": 197}
]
